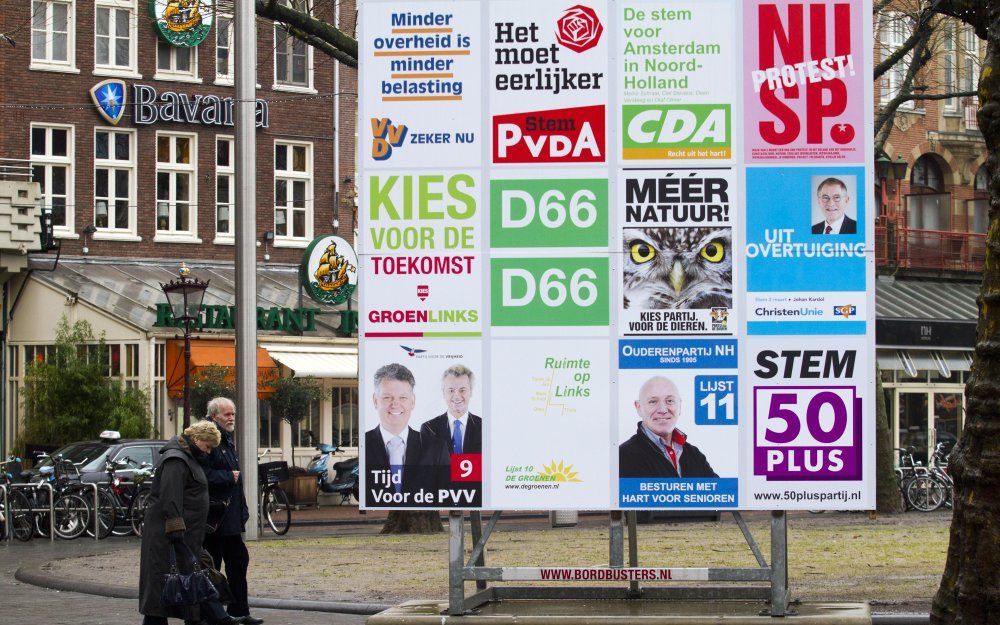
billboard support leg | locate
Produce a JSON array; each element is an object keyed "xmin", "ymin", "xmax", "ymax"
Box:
[
  {"xmin": 626, "ymin": 511, "xmax": 640, "ymax": 597},
  {"xmin": 609, "ymin": 511, "xmax": 624, "ymax": 567},
  {"xmin": 448, "ymin": 511, "xmax": 465, "ymax": 615},
  {"xmin": 733, "ymin": 511, "xmax": 767, "ymax": 567},
  {"xmin": 770, "ymin": 510, "xmax": 789, "ymax": 616},
  {"xmin": 470, "ymin": 511, "xmax": 487, "ymax": 590}
]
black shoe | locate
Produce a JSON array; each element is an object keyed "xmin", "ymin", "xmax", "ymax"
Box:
[{"xmin": 236, "ymin": 617, "xmax": 264, "ymax": 625}]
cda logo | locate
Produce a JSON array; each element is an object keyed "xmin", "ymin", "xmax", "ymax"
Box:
[
  {"xmin": 493, "ymin": 105, "xmax": 605, "ymax": 163},
  {"xmin": 623, "ymin": 104, "xmax": 731, "ymax": 160}
]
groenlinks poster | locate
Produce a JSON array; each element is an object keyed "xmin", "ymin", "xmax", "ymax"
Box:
[{"xmin": 357, "ymin": 0, "xmax": 875, "ymax": 511}]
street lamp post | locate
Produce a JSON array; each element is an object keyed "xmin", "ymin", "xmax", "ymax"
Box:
[{"xmin": 161, "ymin": 263, "xmax": 209, "ymax": 429}]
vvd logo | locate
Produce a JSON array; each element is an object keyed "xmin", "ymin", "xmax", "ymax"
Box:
[{"xmin": 371, "ymin": 118, "xmax": 408, "ymax": 161}]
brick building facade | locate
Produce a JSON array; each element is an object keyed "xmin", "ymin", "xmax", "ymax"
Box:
[
  {"xmin": 0, "ymin": 1, "xmax": 362, "ymax": 468},
  {"xmin": 0, "ymin": 0, "xmax": 357, "ymax": 262},
  {"xmin": 874, "ymin": 12, "xmax": 986, "ymax": 466}
]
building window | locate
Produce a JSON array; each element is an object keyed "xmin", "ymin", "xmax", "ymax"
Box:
[
  {"xmin": 94, "ymin": 128, "xmax": 136, "ymax": 234},
  {"xmin": 30, "ymin": 124, "xmax": 74, "ymax": 233},
  {"xmin": 31, "ymin": 0, "xmax": 76, "ymax": 71},
  {"xmin": 879, "ymin": 12, "xmax": 913, "ymax": 110},
  {"xmin": 274, "ymin": 0, "xmax": 313, "ymax": 90},
  {"xmin": 943, "ymin": 23, "xmax": 958, "ymax": 112},
  {"xmin": 292, "ymin": 401, "xmax": 320, "ymax": 448},
  {"xmin": 155, "ymin": 133, "xmax": 198, "ymax": 239},
  {"xmin": 95, "ymin": 0, "xmax": 136, "ymax": 74},
  {"xmin": 156, "ymin": 39, "xmax": 198, "ymax": 81},
  {"xmin": 274, "ymin": 141, "xmax": 313, "ymax": 243},
  {"xmin": 216, "ymin": 137, "xmax": 234, "ymax": 239},
  {"xmin": 259, "ymin": 400, "xmax": 281, "ymax": 450},
  {"xmin": 216, "ymin": 13, "xmax": 233, "ymax": 82},
  {"xmin": 331, "ymin": 385, "xmax": 359, "ymax": 448},
  {"xmin": 911, "ymin": 155, "xmax": 945, "ymax": 192}
]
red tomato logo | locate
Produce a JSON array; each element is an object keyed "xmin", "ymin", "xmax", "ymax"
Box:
[
  {"xmin": 830, "ymin": 123, "xmax": 855, "ymax": 145},
  {"xmin": 555, "ymin": 5, "xmax": 604, "ymax": 53}
]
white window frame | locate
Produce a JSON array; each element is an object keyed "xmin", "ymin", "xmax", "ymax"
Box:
[
  {"xmin": 943, "ymin": 22, "xmax": 959, "ymax": 113},
  {"xmin": 879, "ymin": 12, "xmax": 914, "ymax": 111},
  {"xmin": 274, "ymin": 140, "xmax": 314, "ymax": 246},
  {"xmin": 93, "ymin": 127, "xmax": 140, "ymax": 240},
  {"xmin": 30, "ymin": 0, "xmax": 79, "ymax": 73},
  {"xmin": 154, "ymin": 38, "xmax": 200, "ymax": 83},
  {"xmin": 215, "ymin": 12, "xmax": 234, "ymax": 85},
  {"xmin": 93, "ymin": 0, "xmax": 140, "ymax": 78},
  {"xmin": 215, "ymin": 136, "xmax": 235, "ymax": 244},
  {"xmin": 30, "ymin": 123, "xmax": 76, "ymax": 238},
  {"xmin": 964, "ymin": 26, "xmax": 979, "ymax": 93},
  {"xmin": 154, "ymin": 132, "xmax": 201, "ymax": 243},
  {"xmin": 273, "ymin": 0, "xmax": 315, "ymax": 93}
]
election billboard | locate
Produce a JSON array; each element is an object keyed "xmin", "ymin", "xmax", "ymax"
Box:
[{"xmin": 358, "ymin": 0, "xmax": 875, "ymax": 511}]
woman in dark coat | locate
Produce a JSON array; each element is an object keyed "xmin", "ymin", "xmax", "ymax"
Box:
[{"xmin": 139, "ymin": 421, "xmax": 220, "ymax": 625}]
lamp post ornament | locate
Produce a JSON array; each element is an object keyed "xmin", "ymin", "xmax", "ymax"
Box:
[{"xmin": 160, "ymin": 262, "xmax": 209, "ymax": 428}]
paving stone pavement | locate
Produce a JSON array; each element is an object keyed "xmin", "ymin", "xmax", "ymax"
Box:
[{"xmin": 1, "ymin": 539, "xmax": 366, "ymax": 625}]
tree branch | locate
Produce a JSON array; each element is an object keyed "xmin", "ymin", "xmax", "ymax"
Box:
[
  {"xmin": 255, "ymin": 0, "xmax": 359, "ymax": 64},
  {"xmin": 927, "ymin": 0, "xmax": 989, "ymax": 38}
]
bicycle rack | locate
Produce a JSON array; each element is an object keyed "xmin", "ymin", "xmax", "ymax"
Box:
[
  {"xmin": 82, "ymin": 482, "xmax": 100, "ymax": 541},
  {"xmin": 1, "ymin": 485, "xmax": 9, "ymax": 543},
  {"xmin": 9, "ymin": 482, "xmax": 55, "ymax": 542}
]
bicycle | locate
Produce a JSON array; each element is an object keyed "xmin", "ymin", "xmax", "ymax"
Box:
[
  {"xmin": 258, "ymin": 451, "xmax": 291, "ymax": 536},
  {"xmin": 1, "ymin": 456, "xmax": 34, "ymax": 542},
  {"xmin": 89, "ymin": 456, "xmax": 155, "ymax": 538},
  {"xmin": 128, "ymin": 463, "xmax": 156, "ymax": 537},
  {"xmin": 896, "ymin": 447, "xmax": 945, "ymax": 512},
  {"xmin": 28, "ymin": 454, "xmax": 93, "ymax": 540}
]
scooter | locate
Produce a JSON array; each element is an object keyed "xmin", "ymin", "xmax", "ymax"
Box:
[{"xmin": 305, "ymin": 444, "xmax": 359, "ymax": 504}]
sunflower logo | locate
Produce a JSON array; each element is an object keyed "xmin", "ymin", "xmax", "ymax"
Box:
[{"xmin": 538, "ymin": 460, "xmax": 582, "ymax": 482}]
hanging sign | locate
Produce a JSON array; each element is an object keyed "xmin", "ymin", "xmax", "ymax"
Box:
[
  {"xmin": 301, "ymin": 235, "xmax": 360, "ymax": 306},
  {"xmin": 150, "ymin": 0, "xmax": 214, "ymax": 48}
]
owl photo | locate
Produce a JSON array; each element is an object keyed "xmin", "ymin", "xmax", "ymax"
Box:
[{"xmin": 622, "ymin": 227, "xmax": 733, "ymax": 310}]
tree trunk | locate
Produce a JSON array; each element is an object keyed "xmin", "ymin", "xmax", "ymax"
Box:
[
  {"xmin": 381, "ymin": 511, "xmax": 444, "ymax": 534},
  {"xmin": 875, "ymin": 369, "xmax": 904, "ymax": 514},
  {"xmin": 932, "ymin": 17, "xmax": 1000, "ymax": 622}
]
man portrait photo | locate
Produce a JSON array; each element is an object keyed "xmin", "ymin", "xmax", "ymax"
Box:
[
  {"xmin": 364, "ymin": 363, "xmax": 449, "ymax": 506},
  {"xmin": 420, "ymin": 364, "xmax": 482, "ymax": 505},
  {"xmin": 811, "ymin": 176, "xmax": 857, "ymax": 235},
  {"xmin": 619, "ymin": 375, "xmax": 718, "ymax": 479}
]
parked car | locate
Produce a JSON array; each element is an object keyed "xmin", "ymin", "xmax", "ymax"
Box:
[{"xmin": 28, "ymin": 431, "xmax": 167, "ymax": 484}]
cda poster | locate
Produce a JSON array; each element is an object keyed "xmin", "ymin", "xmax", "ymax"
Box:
[{"xmin": 358, "ymin": 0, "xmax": 875, "ymax": 511}]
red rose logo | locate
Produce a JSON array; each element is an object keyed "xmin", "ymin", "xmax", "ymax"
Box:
[{"xmin": 555, "ymin": 5, "xmax": 604, "ymax": 53}]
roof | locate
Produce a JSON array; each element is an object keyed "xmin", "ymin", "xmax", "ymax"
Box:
[
  {"xmin": 875, "ymin": 276, "xmax": 979, "ymax": 322},
  {"xmin": 27, "ymin": 258, "xmax": 356, "ymax": 337}
]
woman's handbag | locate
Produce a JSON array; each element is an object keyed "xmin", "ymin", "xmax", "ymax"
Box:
[{"xmin": 161, "ymin": 542, "xmax": 219, "ymax": 608}]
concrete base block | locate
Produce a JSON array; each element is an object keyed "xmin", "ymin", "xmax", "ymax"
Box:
[{"xmin": 367, "ymin": 599, "xmax": 871, "ymax": 624}]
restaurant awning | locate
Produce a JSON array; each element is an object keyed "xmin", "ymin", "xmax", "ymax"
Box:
[
  {"xmin": 166, "ymin": 340, "xmax": 278, "ymax": 399},
  {"xmin": 876, "ymin": 348, "xmax": 973, "ymax": 378},
  {"xmin": 262, "ymin": 344, "xmax": 358, "ymax": 378}
]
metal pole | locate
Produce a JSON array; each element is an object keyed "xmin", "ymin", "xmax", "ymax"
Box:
[
  {"xmin": 609, "ymin": 511, "xmax": 624, "ymax": 568},
  {"xmin": 470, "ymin": 511, "xmax": 487, "ymax": 591},
  {"xmin": 770, "ymin": 510, "xmax": 789, "ymax": 616},
  {"xmin": 1, "ymin": 485, "xmax": 9, "ymax": 542},
  {"xmin": 91, "ymin": 483, "xmax": 99, "ymax": 541},
  {"xmin": 626, "ymin": 511, "xmax": 639, "ymax": 597},
  {"xmin": 448, "ymin": 511, "xmax": 465, "ymax": 615},
  {"xmin": 182, "ymin": 322, "xmax": 191, "ymax": 429},
  {"xmin": 234, "ymin": 0, "xmax": 259, "ymax": 541}
]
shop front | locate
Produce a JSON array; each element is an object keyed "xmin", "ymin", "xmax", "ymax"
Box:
[
  {"xmin": 876, "ymin": 276, "xmax": 978, "ymax": 465},
  {"xmin": 3, "ymin": 258, "xmax": 359, "ymax": 466}
]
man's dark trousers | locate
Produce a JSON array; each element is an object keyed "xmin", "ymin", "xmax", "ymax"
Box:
[{"xmin": 204, "ymin": 532, "xmax": 250, "ymax": 617}]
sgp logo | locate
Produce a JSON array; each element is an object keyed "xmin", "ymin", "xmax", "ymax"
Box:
[{"xmin": 556, "ymin": 5, "xmax": 603, "ymax": 53}]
